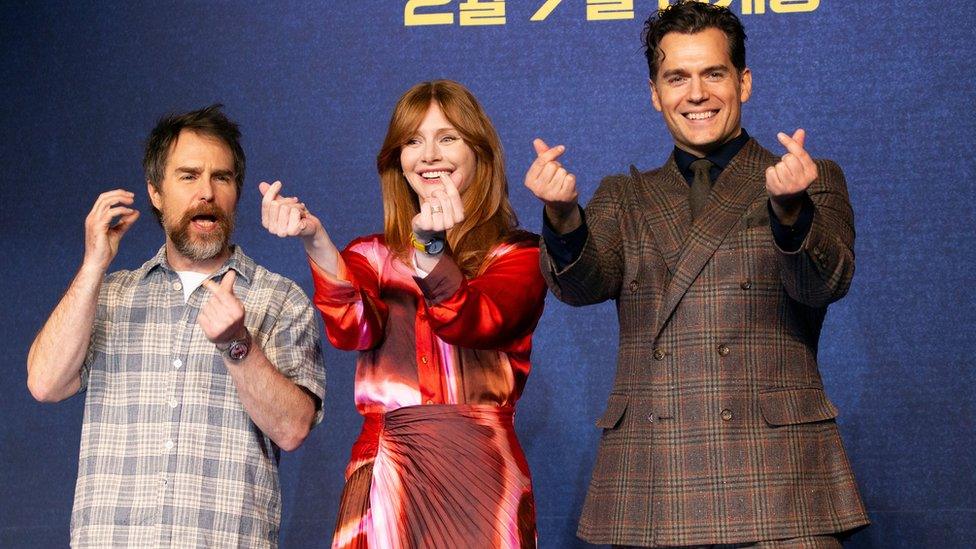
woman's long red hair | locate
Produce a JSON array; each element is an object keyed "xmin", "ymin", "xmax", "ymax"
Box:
[{"xmin": 377, "ymin": 80, "xmax": 519, "ymax": 277}]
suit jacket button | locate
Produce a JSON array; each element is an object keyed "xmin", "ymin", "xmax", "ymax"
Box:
[
  {"xmin": 629, "ymin": 279, "xmax": 639, "ymax": 293},
  {"xmin": 740, "ymin": 279, "xmax": 752, "ymax": 290},
  {"xmin": 653, "ymin": 348, "xmax": 666, "ymax": 361},
  {"xmin": 721, "ymin": 409, "xmax": 733, "ymax": 421},
  {"xmin": 717, "ymin": 344, "xmax": 730, "ymax": 356}
]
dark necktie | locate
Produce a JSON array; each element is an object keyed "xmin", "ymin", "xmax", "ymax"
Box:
[{"xmin": 689, "ymin": 158, "xmax": 714, "ymax": 220}]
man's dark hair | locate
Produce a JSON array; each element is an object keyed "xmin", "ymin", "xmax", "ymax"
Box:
[
  {"xmin": 642, "ymin": 1, "xmax": 747, "ymax": 81},
  {"xmin": 142, "ymin": 104, "xmax": 246, "ymax": 223}
]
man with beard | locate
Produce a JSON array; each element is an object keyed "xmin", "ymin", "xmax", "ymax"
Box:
[{"xmin": 27, "ymin": 105, "xmax": 325, "ymax": 548}]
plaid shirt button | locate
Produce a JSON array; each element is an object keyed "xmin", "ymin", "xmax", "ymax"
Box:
[{"xmin": 721, "ymin": 409, "xmax": 733, "ymax": 421}]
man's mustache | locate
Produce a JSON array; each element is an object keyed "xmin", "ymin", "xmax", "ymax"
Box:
[{"xmin": 176, "ymin": 203, "xmax": 232, "ymax": 228}]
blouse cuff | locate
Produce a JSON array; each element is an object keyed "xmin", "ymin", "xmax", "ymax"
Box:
[
  {"xmin": 413, "ymin": 255, "xmax": 464, "ymax": 304},
  {"xmin": 308, "ymin": 254, "xmax": 359, "ymax": 305}
]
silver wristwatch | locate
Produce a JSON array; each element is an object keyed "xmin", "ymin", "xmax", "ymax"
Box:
[{"xmin": 217, "ymin": 328, "xmax": 252, "ymax": 362}]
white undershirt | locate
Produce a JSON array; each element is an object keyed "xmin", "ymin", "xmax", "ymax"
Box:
[{"xmin": 175, "ymin": 271, "xmax": 210, "ymax": 302}]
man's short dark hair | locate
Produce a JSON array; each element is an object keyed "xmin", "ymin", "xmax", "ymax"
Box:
[
  {"xmin": 642, "ymin": 1, "xmax": 747, "ymax": 81},
  {"xmin": 142, "ymin": 104, "xmax": 246, "ymax": 223}
]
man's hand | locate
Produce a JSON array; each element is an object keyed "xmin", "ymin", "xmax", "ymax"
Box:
[
  {"xmin": 260, "ymin": 181, "xmax": 321, "ymax": 239},
  {"xmin": 765, "ymin": 129, "xmax": 817, "ymax": 225},
  {"xmin": 83, "ymin": 189, "xmax": 140, "ymax": 273},
  {"xmin": 524, "ymin": 138, "xmax": 580, "ymax": 233},
  {"xmin": 199, "ymin": 270, "xmax": 246, "ymax": 347},
  {"xmin": 411, "ymin": 174, "xmax": 465, "ymax": 239}
]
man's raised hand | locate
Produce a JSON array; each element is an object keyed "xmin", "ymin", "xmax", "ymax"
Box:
[
  {"xmin": 199, "ymin": 270, "xmax": 246, "ymax": 347},
  {"xmin": 83, "ymin": 189, "xmax": 140, "ymax": 273},
  {"xmin": 765, "ymin": 129, "xmax": 817, "ymax": 223},
  {"xmin": 524, "ymin": 138, "xmax": 580, "ymax": 233}
]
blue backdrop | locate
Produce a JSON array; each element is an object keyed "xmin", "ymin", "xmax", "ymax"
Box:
[{"xmin": 2, "ymin": 1, "xmax": 974, "ymax": 547}]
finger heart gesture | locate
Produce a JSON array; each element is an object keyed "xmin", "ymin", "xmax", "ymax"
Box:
[
  {"xmin": 198, "ymin": 270, "xmax": 246, "ymax": 346},
  {"xmin": 765, "ymin": 129, "xmax": 818, "ymax": 201},
  {"xmin": 524, "ymin": 138, "xmax": 577, "ymax": 212},
  {"xmin": 259, "ymin": 180, "xmax": 320, "ymax": 238},
  {"xmin": 412, "ymin": 174, "xmax": 465, "ymax": 235}
]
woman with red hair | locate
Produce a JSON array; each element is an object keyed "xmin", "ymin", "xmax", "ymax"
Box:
[{"xmin": 261, "ymin": 80, "xmax": 546, "ymax": 548}]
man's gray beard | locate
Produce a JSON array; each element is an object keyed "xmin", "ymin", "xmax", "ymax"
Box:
[{"xmin": 167, "ymin": 220, "xmax": 233, "ymax": 261}]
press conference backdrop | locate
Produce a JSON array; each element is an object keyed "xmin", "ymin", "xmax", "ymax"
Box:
[{"xmin": 2, "ymin": 1, "xmax": 974, "ymax": 547}]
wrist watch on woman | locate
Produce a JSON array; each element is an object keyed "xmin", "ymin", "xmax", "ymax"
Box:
[{"xmin": 411, "ymin": 233, "xmax": 445, "ymax": 256}]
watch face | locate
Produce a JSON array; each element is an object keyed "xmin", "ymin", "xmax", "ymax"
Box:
[
  {"xmin": 227, "ymin": 340, "xmax": 249, "ymax": 360},
  {"xmin": 425, "ymin": 238, "xmax": 445, "ymax": 255}
]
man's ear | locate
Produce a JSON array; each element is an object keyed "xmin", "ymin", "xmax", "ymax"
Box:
[
  {"xmin": 739, "ymin": 67, "xmax": 753, "ymax": 104},
  {"xmin": 147, "ymin": 181, "xmax": 162, "ymax": 211},
  {"xmin": 649, "ymin": 78, "xmax": 663, "ymax": 112}
]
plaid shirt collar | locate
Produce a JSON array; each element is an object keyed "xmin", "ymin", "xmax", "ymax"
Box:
[{"xmin": 137, "ymin": 244, "xmax": 255, "ymax": 284}]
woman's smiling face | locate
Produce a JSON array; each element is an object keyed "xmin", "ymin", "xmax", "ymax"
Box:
[{"xmin": 399, "ymin": 101, "xmax": 476, "ymax": 200}]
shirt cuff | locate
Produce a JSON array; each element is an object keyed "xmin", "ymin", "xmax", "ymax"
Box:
[
  {"xmin": 307, "ymin": 254, "xmax": 358, "ymax": 305},
  {"xmin": 768, "ymin": 195, "xmax": 815, "ymax": 253},
  {"xmin": 541, "ymin": 206, "xmax": 588, "ymax": 269},
  {"xmin": 410, "ymin": 251, "xmax": 431, "ymax": 278},
  {"xmin": 413, "ymin": 255, "xmax": 463, "ymax": 304}
]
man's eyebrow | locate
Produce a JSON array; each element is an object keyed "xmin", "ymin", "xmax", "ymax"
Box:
[
  {"xmin": 661, "ymin": 68, "xmax": 689, "ymax": 78},
  {"xmin": 211, "ymin": 168, "xmax": 235, "ymax": 178},
  {"xmin": 174, "ymin": 166, "xmax": 202, "ymax": 174},
  {"xmin": 701, "ymin": 64, "xmax": 731, "ymax": 73}
]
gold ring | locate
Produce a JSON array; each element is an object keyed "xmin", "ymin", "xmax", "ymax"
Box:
[{"xmin": 431, "ymin": 206, "xmax": 444, "ymax": 214}]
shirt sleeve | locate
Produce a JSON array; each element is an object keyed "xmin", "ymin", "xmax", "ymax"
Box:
[
  {"xmin": 262, "ymin": 282, "xmax": 327, "ymax": 426},
  {"xmin": 79, "ymin": 272, "xmax": 115, "ymax": 394},
  {"xmin": 413, "ymin": 242, "xmax": 547, "ymax": 351},
  {"xmin": 768, "ymin": 194, "xmax": 815, "ymax": 253},
  {"xmin": 309, "ymin": 241, "xmax": 389, "ymax": 351},
  {"xmin": 540, "ymin": 206, "xmax": 589, "ymax": 270}
]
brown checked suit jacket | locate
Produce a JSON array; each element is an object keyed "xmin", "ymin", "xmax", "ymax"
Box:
[{"xmin": 541, "ymin": 139, "xmax": 869, "ymax": 546}]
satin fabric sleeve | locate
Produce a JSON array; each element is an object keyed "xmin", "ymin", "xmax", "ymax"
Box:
[
  {"xmin": 309, "ymin": 239, "xmax": 389, "ymax": 351},
  {"xmin": 413, "ymin": 243, "xmax": 547, "ymax": 351}
]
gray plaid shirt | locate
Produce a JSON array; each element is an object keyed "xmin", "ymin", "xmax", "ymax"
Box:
[{"xmin": 70, "ymin": 245, "xmax": 325, "ymax": 548}]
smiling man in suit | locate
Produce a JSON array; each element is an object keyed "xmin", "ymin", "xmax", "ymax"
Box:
[{"xmin": 524, "ymin": 1, "xmax": 869, "ymax": 547}]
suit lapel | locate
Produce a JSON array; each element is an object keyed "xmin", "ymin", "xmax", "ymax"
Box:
[
  {"xmin": 652, "ymin": 139, "xmax": 771, "ymax": 340},
  {"xmin": 631, "ymin": 159, "xmax": 688, "ymax": 275}
]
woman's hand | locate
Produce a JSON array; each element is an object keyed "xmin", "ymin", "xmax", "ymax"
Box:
[
  {"xmin": 259, "ymin": 180, "xmax": 322, "ymax": 239},
  {"xmin": 411, "ymin": 174, "xmax": 465, "ymax": 240},
  {"xmin": 259, "ymin": 180, "xmax": 339, "ymax": 275}
]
